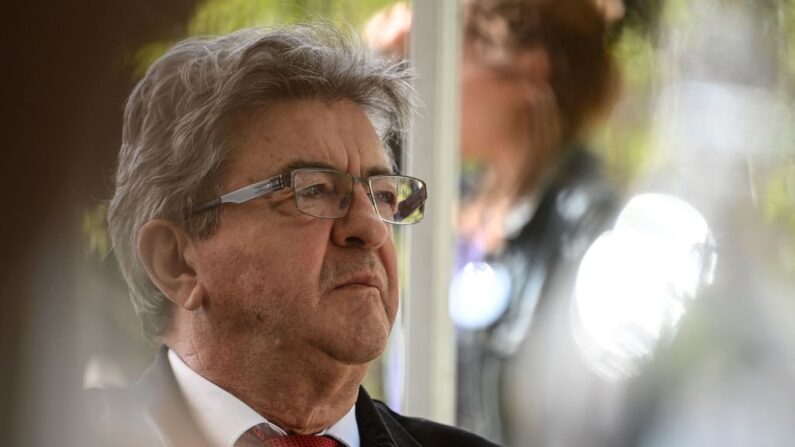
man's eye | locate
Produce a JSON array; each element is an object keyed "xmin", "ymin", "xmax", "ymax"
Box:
[
  {"xmin": 297, "ymin": 183, "xmax": 331, "ymax": 198},
  {"xmin": 373, "ymin": 190, "xmax": 397, "ymax": 205}
]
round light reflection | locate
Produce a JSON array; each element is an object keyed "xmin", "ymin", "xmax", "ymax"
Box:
[
  {"xmin": 573, "ymin": 193, "xmax": 717, "ymax": 381},
  {"xmin": 449, "ymin": 261, "xmax": 512, "ymax": 330}
]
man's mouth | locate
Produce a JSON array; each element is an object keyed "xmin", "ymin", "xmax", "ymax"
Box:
[{"xmin": 334, "ymin": 274, "xmax": 382, "ymax": 291}]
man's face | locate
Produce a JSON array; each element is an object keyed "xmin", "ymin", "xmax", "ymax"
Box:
[{"xmin": 193, "ymin": 99, "xmax": 399, "ymax": 365}]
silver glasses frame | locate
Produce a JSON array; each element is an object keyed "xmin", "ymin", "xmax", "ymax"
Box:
[{"xmin": 191, "ymin": 168, "xmax": 427, "ymax": 225}]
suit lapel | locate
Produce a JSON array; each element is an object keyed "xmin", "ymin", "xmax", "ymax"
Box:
[{"xmin": 355, "ymin": 387, "xmax": 421, "ymax": 447}]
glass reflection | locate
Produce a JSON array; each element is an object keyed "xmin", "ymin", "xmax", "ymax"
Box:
[
  {"xmin": 449, "ymin": 261, "xmax": 512, "ymax": 330},
  {"xmin": 573, "ymin": 193, "xmax": 717, "ymax": 381}
]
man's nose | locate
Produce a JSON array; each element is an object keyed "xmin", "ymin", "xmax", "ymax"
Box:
[{"xmin": 330, "ymin": 184, "xmax": 389, "ymax": 248}]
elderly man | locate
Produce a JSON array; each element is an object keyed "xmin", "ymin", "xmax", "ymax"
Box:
[{"xmin": 94, "ymin": 25, "xmax": 495, "ymax": 447}]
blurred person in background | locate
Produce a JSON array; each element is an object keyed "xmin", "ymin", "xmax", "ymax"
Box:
[
  {"xmin": 368, "ymin": 0, "xmax": 623, "ymax": 444},
  {"xmin": 89, "ymin": 23, "xmax": 497, "ymax": 447}
]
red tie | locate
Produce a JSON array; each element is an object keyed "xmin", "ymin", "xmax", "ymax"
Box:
[
  {"xmin": 236, "ymin": 425, "xmax": 342, "ymax": 447},
  {"xmin": 267, "ymin": 434, "xmax": 341, "ymax": 447}
]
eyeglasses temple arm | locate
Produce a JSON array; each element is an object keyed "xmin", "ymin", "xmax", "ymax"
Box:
[
  {"xmin": 191, "ymin": 198, "xmax": 222, "ymax": 215},
  {"xmin": 190, "ymin": 176, "xmax": 286, "ymax": 214}
]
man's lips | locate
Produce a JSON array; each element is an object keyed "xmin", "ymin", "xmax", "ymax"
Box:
[{"xmin": 333, "ymin": 274, "xmax": 383, "ymax": 291}]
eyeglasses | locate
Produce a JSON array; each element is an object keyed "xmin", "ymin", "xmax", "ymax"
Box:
[{"xmin": 192, "ymin": 168, "xmax": 427, "ymax": 225}]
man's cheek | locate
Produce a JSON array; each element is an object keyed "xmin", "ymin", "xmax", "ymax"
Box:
[{"xmin": 383, "ymin": 247, "xmax": 399, "ymax": 288}]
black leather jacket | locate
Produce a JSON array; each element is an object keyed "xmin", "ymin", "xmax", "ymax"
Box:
[{"xmin": 455, "ymin": 146, "xmax": 619, "ymax": 445}]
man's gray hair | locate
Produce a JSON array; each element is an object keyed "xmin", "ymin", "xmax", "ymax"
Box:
[{"xmin": 108, "ymin": 24, "xmax": 416, "ymax": 339}]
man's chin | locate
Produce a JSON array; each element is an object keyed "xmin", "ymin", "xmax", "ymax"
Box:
[{"xmin": 317, "ymin": 332, "xmax": 389, "ymax": 366}]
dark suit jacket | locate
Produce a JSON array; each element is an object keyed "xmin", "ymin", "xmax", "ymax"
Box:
[{"xmin": 87, "ymin": 348, "xmax": 498, "ymax": 447}]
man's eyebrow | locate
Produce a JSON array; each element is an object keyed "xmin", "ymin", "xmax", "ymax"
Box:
[
  {"xmin": 364, "ymin": 166, "xmax": 396, "ymax": 177},
  {"xmin": 284, "ymin": 160, "xmax": 337, "ymax": 171},
  {"xmin": 283, "ymin": 160, "xmax": 395, "ymax": 176}
]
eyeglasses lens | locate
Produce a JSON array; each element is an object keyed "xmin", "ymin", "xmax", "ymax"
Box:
[
  {"xmin": 293, "ymin": 170, "xmax": 426, "ymax": 224},
  {"xmin": 370, "ymin": 176, "xmax": 426, "ymax": 224}
]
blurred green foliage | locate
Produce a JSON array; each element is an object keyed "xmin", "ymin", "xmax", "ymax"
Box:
[
  {"xmin": 133, "ymin": 0, "xmax": 397, "ymax": 77},
  {"xmin": 593, "ymin": 24, "xmax": 657, "ymax": 188},
  {"xmin": 762, "ymin": 157, "xmax": 795, "ymax": 274},
  {"xmin": 190, "ymin": 0, "xmax": 396, "ymax": 34},
  {"xmin": 776, "ymin": 0, "xmax": 795, "ymax": 275},
  {"xmin": 786, "ymin": 0, "xmax": 795, "ymax": 96},
  {"xmin": 82, "ymin": 203, "xmax": 110, "ymax": 258}
]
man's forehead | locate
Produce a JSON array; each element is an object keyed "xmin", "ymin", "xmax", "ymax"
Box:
[{"xmin": 230, "ymin": 99, "xmax": 395, "ymax": 181}]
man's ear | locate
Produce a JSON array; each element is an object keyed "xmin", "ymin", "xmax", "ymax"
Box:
[{"xmin": 137, "ymin": 220, "xmax": 205, "ymax": 311}]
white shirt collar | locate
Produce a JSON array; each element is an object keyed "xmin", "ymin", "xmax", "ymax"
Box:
[{"xmin": 167, "ymin": 349, "xmax": 360, "ymax": 447}]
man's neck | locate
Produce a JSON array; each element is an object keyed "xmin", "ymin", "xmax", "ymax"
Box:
[{"xmin": 166, "ymin": 335, "xmax": 366, "ymax": 435}]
